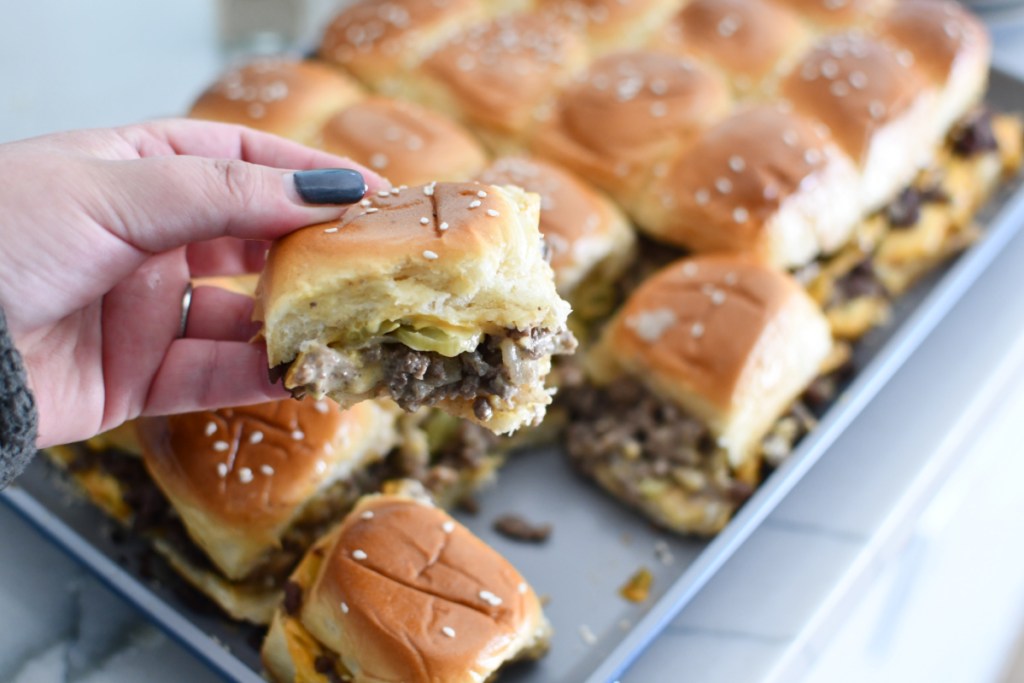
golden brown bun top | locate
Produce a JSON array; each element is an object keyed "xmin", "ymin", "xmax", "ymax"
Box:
[
  {"xmin": 652, "ymin": 105, "xmax": 835, "ymax": 249},
  {"xmin": 317, "ymin": 96, "xmax": 487, "ymax": 186},
  {"xmin": 320, "ymin": 0, "xmax": 483, "ymax": 77},
  {"xmin": 422, "ymin": 13, "xmax": 588, "ymax": 131},
  {"xmin": 187, "ymin": 58, "xmax": 363, "ymax": 142},
  {"xmin": 137, "ymin": 399, "xmax": 376, "ymax": 530},
  {"xmin": 551, "ymin": 50, "xmax": 731, "ymax": 159},
  {"xmin": 476, "ymin": 155, "xmax": 625, "ymax": 285},
  {"xmin": 607, "ymin": 254, "xmax": 801, "ymax": 410},
  {"xmin": 780, "ymin": 33, "xmax": 927, "ymax": 162},
  {"xmin": 537, "ymin": 0, "xmax": 668, "ymax": 39},
  {"xmin": 773, "ymin": 0, "xmax": 890, "ymax": 26},
  {"xmin": 876, "ymin": 0, "xmax": 989, "ymax": 84},
  {"xmin": 656, "ymin": 0, "xmax": 808, "ymax": 85},
  {"xmin": 300, "ymin": 493, "xmax": 544, "ymax": 682}
]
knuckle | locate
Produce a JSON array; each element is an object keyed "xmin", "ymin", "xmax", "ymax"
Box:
[{"xmin": 211, "ymin": 158, "xmax": 260, "ymax": 207}]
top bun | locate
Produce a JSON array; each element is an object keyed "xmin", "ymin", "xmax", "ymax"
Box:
[
  {"xmin": 317, "ymin": 96, "xmax": 488, "ymax": 186},
  {"xmin": 188, "ymin": 58, "xmax": 363, "ymax": 144},
  {"xmin": 136, "ymin": 399, "xmax": 396, "ymax": 579}
]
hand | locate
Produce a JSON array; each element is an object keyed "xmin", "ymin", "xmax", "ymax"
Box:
[{"xmin": 0, "ymin": 119, "xmax": 385, "ymax": 448}]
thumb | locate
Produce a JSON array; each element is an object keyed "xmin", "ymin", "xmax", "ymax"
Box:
[{"xmin": 97, "ymin": 156, "xmax": 369, "ymax": 253}]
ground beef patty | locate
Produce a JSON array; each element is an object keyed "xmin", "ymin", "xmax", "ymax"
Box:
[{"xmin": 563, "ymin": 378, "xmax": 821, "ymax": 533}]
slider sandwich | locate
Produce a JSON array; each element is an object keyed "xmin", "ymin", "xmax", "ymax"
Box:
[
  {"xmin": 316, "ymin": 96, "xmax": 488, "ymax": 186},
  {"xmin": 650, "ymin": 0, "xmax": 811, "ymax": 96},
  {"xmin": 256, "ymin": 182, "xmax": 577, "ymax": 434},
  {"xmin": 49, "ymin": 399, "xmax": 398, "ymax": 623},
  {"xmin": 188, "ymin": 58, "xmax": 364, "ymax": 145},
  {"xmin": 262, "ymin": 482, "xmax": 551, "ymax": 683},
  {"xmin": 319, "ymin": 0, "xmax": 486, "ymax": 96},
  {"xmin": 566, "ymin": 255, "xmax": 832, "ymax": 534},
  {"xmin": 408, "ymin": 12, "xmax": 590, "ymax": 151},
  {"xmin": 529, "ymin": 50, "xmax": 731, "ymax": 210},
  {"xmin": 476, "ymin": 155, "xmax": 634, "ymax": 321}
]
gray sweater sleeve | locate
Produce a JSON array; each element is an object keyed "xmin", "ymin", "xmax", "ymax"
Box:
[{"xmin": 0, "ymin": 306, "xmax": 38, "ymax": 489}]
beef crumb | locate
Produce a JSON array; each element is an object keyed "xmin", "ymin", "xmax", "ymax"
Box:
[
  {"xmin": 283, "ymin": 580, "xmax": 303, "ymax": 616},
  {"xmin": 886, "ymin": 184, "xmax": 950, "ymax": 229},
  {"xmin": 493, "ymin": 514, "xmax": 553, "ymax": 543},
  {"xmin": 314, "ymin": 654, "xmax": 346, "ymax": 683},
  {"xmin": 950, "ymin": 109, "xmax": 999, "ymax": 157}
]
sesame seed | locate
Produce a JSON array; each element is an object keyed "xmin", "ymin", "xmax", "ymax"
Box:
[
  {"xmin": 486, "ymin": 209, "xmax": 500, "ymax": 217},
  {"xmin": 205, "ymin": 421, "xmax": 217, "ymax": 437},
  {"xmin": 649, "ymin": 78, "xmax": 668, "ymax": 95},
  {"xmin": 238, "ymin": 467, "xmax": 254, "ymax": 483},
  {"xmin": 715, "ymin": 177, "xmax": 732, "ymax": 194},
  {"xmin": 364, "ymin": 207, "xmax": 379, "ymax": 214},
  {"xmin": 691, "ymin": 322, "xmax": 705, "ymax": 338},
  {"xmin": 352, "ymin": 549, "xmax": 368, "ymax": 560},
  {"xmin": 682, "ymin": 262, "xmax": 699, "ymax": 277},
  {"xmin": 407, "ymin": 136, "xmax": 424, "ymax": 151},
  {"xmin": 733, "ymin": 207, "xmax": 749, "ymax": 223},
  {"xmin": 370, "ymin": 153, "xmax": 388, "ymax": 169},
  {"xmin": 377, "ymin": 190, "xmax": 390, "ymax": 197},
  {"xmin": 260, "ymin": 464, "xmax": 275, "ymax": 476},
  {"xmin": 292, "ymin": 430, "xmax": 304, "ymax": 441},
  {"xmin": 361, "ymin": 510, "xmax": 375, "ymax": 520},
  {"xmin": 423, "ymin": 250, "xmax": 439, "ymax": 260},
  {"xmin": 820, "ymin": 59, "xmax": 839, "ymax": 79},
  {"xmin": 315, "ymin": 460, "xmax": 327, "ymax": 474},
  {"xmin": 728, "ymin": 155, "xmax": 745, "ymax": 172},
  {"xmin": 341, "ymin": 602, "xmax": 350, "ymax": 614},
  {"xmin": 579, "ymin": 624, "xmax": 597, "ymax": 645},
  {"xmin": 361, "ymin": 198, "xmax": 374, "ymax": 208},
  {"xmin": 695, "ymin": 189, "xmax": 710, "ymax": 206},
  {"xmin": 324, "ymin": 227, "xmax": 339, "ymax": 234},
  {"xmin": 848, "ymin": 70, "xmax": 867, "ymax": 89},
  {"xmin": 423, "ymin": 182, "xmax": 436, "ymax": 196},
  {"xmin": 420, "ymin": 217, "xmax": 430, "ymax": 225},
  {"xmin": 477, "ymin": 190, "xmax": 488, "ymax": 198},
  {"xmin": 479, "ymin": 590, "xmax": 503, "ymax": 606},
  {"xmin": 314, "ymin": 400, "xmax": 329, "ymax": 414},
  {"xmin": 518, "ymin": 582, "xmax": 528, "ymax": 594},
  {"xmin": 442, "ymin": 520, "xmax": 455, "ymax": 533},
  {"xmin": 439, "ymin": 221, "xmax": 449, "ymax": 231},
  {"xmin": 469, "ymin": 199, "xmax": 482, "ymax": 208},
  {"xmin": 830, "ymin": 81, "xmax": 850, "ymax": 97},
  {"xmin": 649, "ymin": 102, "xmax": 668, "ymax": 118},
  {"xmin": 711, "ymin": 290, "xmax": 726, "ymax": 305},
  {"xmin": 897, "ymin": 50, "xmax": 914, "ymax": 67},
  {"xmin": 216, "ymin": 463, "xmax": 228, "ymax": 478},
  {"xmin": 724, "ymin": 272, "xmax": 738, "ymax": 285},
  {"xmin": 442, "ymin": 626, "xmax": 456, "ymax": 638},
  {"xmin": 869, "ymin": 100, "xmax": 886, "ymax": 120},
  {"xmin": 805, "ymin": 148, "xmax": 822, "ymax": 165},
  {"xmin": 213, "ymin": 441, "xmax": 229, "ymax": 452},
  {"xmin": 717, "ymin": 15, "xmax": 739, "ymax": 37},
  {"xmin": 626, "ymin": 308, "xmax": 676, "ymax": 342},
  {"xmin": 782, "ymin": 129, "xmax": 799, "ymax": 147}
]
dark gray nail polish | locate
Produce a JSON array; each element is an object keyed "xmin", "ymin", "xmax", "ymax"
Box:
[{"xmin": 293, "ymin": 169, "xmax": 367, "ymax": 204}]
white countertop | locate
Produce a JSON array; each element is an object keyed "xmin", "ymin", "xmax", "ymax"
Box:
[{"xmin": 4, "ymin": 4, "xmax": 1024, "ymax": 682}]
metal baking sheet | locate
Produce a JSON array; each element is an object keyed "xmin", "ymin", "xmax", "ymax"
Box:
[{"xmin": 5, "ymin": 68, "xmax": 1024, "ymax": 683}]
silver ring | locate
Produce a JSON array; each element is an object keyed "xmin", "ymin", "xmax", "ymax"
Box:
[{"xmin": 178, "ymin": 282, "xmax": 193, "ymax": 339}]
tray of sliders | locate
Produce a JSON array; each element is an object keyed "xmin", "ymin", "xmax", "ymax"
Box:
[{"xmin": 5, "ymin": 0, "xmax": 1024, "ymax": 681}]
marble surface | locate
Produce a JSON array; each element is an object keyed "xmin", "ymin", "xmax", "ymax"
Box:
[{"xmin": 5, "ymin": 3, "xmax": 1024, "ymax": 683}]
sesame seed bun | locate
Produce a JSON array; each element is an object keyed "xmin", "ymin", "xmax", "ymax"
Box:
[
  {"xmin": 780, "ymin": 33, "xmax": 936, "ymax": 211},
  {"xmin": 632, "ymin": 104, "xmax": 861, "ymax": 268},
  {"xmin": 317, "ymin": 97, "xmax": 488, "ymax": 186},
  {"xmin": 590, "ymin": 254, "xmax": 832, "ymax": 466},
  {"xmin": 187, "ymin": 58, "xmax": 364, "ymax": 145},
  {"xmin": 262, "ymin": 486, "xmax": 550, "ymax": 683},
  {"xmin": 136, "ymin": 399, "xmax": 397, "ymax": 581},
  {"xmin": 651, "ymin": 0, "xmax": 811, "ymax": 96},
  {"xmin": 537, "ymin": 0, "xmax": 683, "ymax": 55},
  {"xmin": 875, "ymin": 0, "xmax": 991, "ymax": 141},
  {"xmin": 475, "ymin": 155, "xmax": 634, "ymax": 297},
  {"xmin": 255, "ymin": 182, "xmax": 574, "ymax": 435},
  {"xmin": 407, "ymin": 13, "xmax": 590, "ymax": 150},
  {"xmin": 529, "ymin": 50, "xmax": 732, "ymax": 208},
  {"xmin": 319, "ymin": 0, "xmax": 485, "ymax": 92}
]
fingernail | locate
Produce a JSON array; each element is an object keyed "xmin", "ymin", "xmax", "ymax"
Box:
[{"xmin": 292, "ymin": 169, "xmax": 366, "ymax": 205}]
